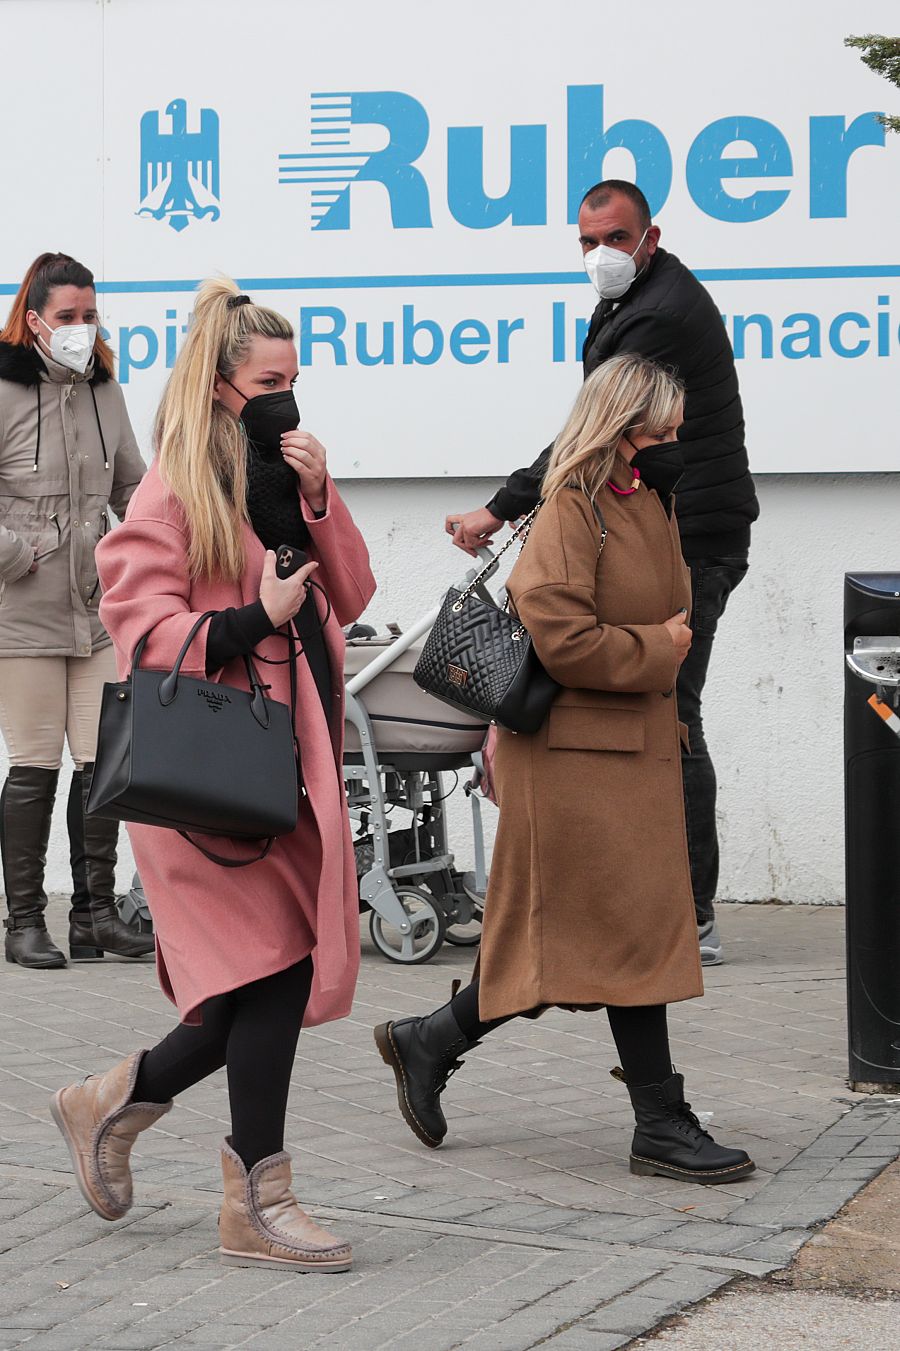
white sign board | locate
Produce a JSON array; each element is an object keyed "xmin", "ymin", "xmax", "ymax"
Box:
[{"xmin": 1, "ymin": 0, "xmax": 898, "ymax": 473}]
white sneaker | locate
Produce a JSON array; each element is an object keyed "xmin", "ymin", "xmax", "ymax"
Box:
[{"xmin": 698, "ymin": 920, "xmax": 724, "ymax": 966}]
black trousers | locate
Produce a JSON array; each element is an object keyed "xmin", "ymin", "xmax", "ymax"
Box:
[
  {"xmin": 677, "ymin": 553, "xmax": 749, "ymax": 924},
  {"xmin": 134, "ymin": 957, "xmax": 314, "ymax": 1171}
]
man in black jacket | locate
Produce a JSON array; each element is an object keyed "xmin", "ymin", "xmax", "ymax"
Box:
[{"xmin": 446, "ymin": 180, "xmax": 759, "ymax": 965}]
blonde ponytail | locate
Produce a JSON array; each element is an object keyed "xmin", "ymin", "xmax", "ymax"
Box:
[
  {"xmin": 542, "ymin": 353, "xmax": 684, "ymax": 504},
  {"xmin": 155, "ymin": 277, "xmax": 294, "ymax": 581}
]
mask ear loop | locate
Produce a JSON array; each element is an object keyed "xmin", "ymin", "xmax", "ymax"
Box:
[
  {"xmin": 216, "ymin": 370, "xmax": 248, "ymax": 403},
  {"xmin": 631, "ymin": 228, "xmax": 652, "ymax": 282}
]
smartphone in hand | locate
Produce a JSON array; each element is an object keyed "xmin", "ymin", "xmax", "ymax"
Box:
[{"xmin": 275, "ymin": 545, "xmax": 309, "ymax": 580}]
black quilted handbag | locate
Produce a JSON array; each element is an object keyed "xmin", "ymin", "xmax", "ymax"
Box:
[{"xmin": 415, "ymin": 503, "xmax": 606, "ymax": 734}]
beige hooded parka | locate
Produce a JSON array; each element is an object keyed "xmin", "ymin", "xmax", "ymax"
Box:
[{"xmin": 0, "ymin": 341, "xmax": 145, "ymax": 657}]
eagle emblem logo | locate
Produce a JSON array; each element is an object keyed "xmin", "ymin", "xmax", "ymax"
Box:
[{"xmin": 138, "ymin": 99, "xmax": 221, "ymax": 233}]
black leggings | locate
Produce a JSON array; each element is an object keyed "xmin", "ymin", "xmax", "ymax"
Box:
[
  {"xmin": 449, "ymin": 979, "xmax": 672, "ymax": 1086},
  {"xmin": 133, "ymin": 957, "xmax": 314, "ymax": 1171}
]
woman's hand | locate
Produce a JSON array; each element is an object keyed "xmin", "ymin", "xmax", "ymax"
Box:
[
  {"xmin": 663, "ymin": 610, "xmax": 692, "ymax": 666},
  {"xmin": 259, "ymin": 550, "xmax": 319, "ymax": 629},
  {"xmin": 281, "ymin": 430, "xmax": 327, "ymax": 513}
]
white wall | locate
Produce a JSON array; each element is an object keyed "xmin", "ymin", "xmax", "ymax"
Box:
[{"xmin": 21, "ymin": 472, "xmax": 897, "ymax": 903}]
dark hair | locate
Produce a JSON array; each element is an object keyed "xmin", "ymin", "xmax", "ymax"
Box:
[
  {"xmin": 0, "ymin": 251, "xmax": 115, "ymax": 378},
  {"xmin": 579, "ymin": 179, "xmax": 652, "ymax": 230}
]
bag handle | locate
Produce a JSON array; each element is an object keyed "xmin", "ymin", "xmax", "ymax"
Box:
[
  {"xmin": 133, "ymin": 612, "xmax": 273, "ymax": 730},
  {"xmin": 177, "ymin": 832, "xmax": 274, "ymax": 868}
]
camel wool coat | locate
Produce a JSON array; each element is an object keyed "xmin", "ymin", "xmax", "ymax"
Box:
[
  {"xmin": 95, "ymin": 461, "xmax": 376, "ymax": 1026},
  {"xmin": 478, "ymin": 462, "xmax": 703, "ymax": 1021}
]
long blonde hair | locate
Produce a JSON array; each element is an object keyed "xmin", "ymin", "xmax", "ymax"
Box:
[
  {"xmin": 542, "ymin": 353, "xmax": 684, "ymax": 503},
  {"xmin": 155, "ymin": 277, "xmax": 294, "ymax": 581}
]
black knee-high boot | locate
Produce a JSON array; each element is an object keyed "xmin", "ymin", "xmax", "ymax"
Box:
[
  {"xmin": 2, "ymin": 767, "xmax": 66, "ymax": 969},
  {"xmin": 67, "ymin": 770, "xmax": 90, "ymax": 912},
  {"xmin": 67, "ymin": 765, "xmax": 154, "ymax": 961}
]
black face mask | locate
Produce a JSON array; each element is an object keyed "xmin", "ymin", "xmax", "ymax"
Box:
[
  {"xmin": 219, "ymin": 375, "xmax": 300, "ymax": 454},
  {"xmin": 627, "ymin": 438, "xmax": 685, "ymax": 498}
]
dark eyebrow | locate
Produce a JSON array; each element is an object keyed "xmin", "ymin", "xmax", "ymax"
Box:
[{"xmin": 257, "ymin": 369, "xmax": 296, "ymax": 378}]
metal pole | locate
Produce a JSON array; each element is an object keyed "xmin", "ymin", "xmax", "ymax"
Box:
[{"xmin": 844, "ymin": 572, "xmax": 900, "ymax": 1092}]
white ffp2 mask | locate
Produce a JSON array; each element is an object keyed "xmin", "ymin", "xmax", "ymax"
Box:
[
  {"xmin": 583, "ymin": 229, "xmax": 649, "ymax": 300},
  {"xmin": 37, "ymin": 316, "xmax": 97, "ymax": 375}
]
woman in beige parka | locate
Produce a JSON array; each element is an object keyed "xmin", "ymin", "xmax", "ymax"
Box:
[
  {"xmin": 0, "ymin": 252, "xmax": 152, "ymax": 969},
  {"xmin": 376, "ymin": 354, "xmax": 755, "ymax": 1188}
]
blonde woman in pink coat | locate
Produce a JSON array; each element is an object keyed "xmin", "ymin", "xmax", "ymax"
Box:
[{"xmin": 49, "ymin": 279, "xmax": 376, "ymax": 1273}]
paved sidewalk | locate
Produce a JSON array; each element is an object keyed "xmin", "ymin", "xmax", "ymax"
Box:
[{"xmin": 1, "ymin": 902, "xmax": 899, "ymax": 1350}]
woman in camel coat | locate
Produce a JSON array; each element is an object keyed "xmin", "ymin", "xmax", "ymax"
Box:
[
  {"xmin": 50, "ymin": 279, "xmax": 375, "ymax": 1274},
  {"xmin": 376, "ymin": 353, "xmax": 754, "ymax": 1188}
]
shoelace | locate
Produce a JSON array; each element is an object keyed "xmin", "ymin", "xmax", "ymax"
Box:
[
  {"xmin": 670, "ymin": 1099, "xmax": 714, "ymax": 1144},
  {"xmin": 433, "ymin": 1057, "xmax": 466, "ymax": 1095}
]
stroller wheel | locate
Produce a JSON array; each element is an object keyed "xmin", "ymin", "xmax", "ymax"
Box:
[{"xmin": 369, "ymin": 887, "xmax": 446, "ymax": 964}]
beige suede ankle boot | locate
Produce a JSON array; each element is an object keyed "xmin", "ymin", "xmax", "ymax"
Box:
[
  {"xmin": 218, "ymin": 1138, "xmax": 352, "ymax": 1272},
  {"xmin": 50, "ymin": 1050, "xmax": 172, "ymax": 1221}
]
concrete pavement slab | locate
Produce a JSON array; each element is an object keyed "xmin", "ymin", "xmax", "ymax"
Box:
[{"xmin": 1, "ymin": 901, "xmax": 898, "ymax": 1348}]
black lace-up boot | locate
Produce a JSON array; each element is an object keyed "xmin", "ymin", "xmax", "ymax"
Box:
[
  {"xmin": 627, "ymin": 1071, "xmax": 755, "ymax": 1185},
  {"xmin": 374, "ymin": 1004, "xmax": 479, "ymax": 1148}
]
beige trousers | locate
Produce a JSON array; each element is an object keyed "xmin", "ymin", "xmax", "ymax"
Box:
[{"xmin": 0, "ymin": 646, "xmax": 117, "ymax": 770}]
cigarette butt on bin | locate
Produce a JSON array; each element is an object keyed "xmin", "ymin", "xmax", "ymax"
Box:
[{"xmin": 867, "ymin": 694, "xmax": 900, "ymax": 737}]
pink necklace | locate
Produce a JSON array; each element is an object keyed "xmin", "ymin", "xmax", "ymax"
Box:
[{"xmin": 608, "ymin": 465, "xmax": 641, "ymax": 496}]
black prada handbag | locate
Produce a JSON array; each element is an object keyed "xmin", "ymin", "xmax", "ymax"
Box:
[
  {"xmin": 414, "ymin": 503, "xmax": 605, "ymax": 734},
  {"xmin": 86, "ymin": 611, "xmax": 299, "ymax": 867}
]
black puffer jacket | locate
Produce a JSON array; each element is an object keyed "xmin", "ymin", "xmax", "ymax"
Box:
[{"xmin": 486, "ymin": 248, "xmax": 759, "ymax": 559}]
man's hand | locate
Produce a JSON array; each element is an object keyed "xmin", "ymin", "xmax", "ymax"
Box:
[
  {"xmin": 281, "ymin": 430, "xmax": 327, "ymax": 513},
  {"xmin": 444, "ymin": 507, "xmax": 504, "ymax": 557},
  {"xmin": 663, "ymin": 610, "xmax": 692, "ymax": 666}
]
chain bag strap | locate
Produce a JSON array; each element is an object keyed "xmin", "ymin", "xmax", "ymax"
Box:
[{"xmin": 450, "ymin": 504, "xmax": 541, "ymax": 620}]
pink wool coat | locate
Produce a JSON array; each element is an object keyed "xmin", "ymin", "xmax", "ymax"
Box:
[{"xmin": 95, "ymin": 461, "xmax": 376, "ymax": 1026}]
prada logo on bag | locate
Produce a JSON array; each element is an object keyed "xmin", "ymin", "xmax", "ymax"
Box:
[
  {"xmin": 448, "ymin": 664, "xmax": 469, "ymax": 686},
  {"xmin": 197, "ymin": 687, "xmax": 231, "ymax": 712}
]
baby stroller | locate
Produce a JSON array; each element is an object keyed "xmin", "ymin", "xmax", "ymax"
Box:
[{"xmin": 344, "ymin": 563, "xmax": 497, "ymax": 964}]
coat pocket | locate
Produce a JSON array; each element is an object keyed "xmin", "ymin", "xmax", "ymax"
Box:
[{"xmin": 547, "ymin": 706, "xmax": 645, "ymax": 752}]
